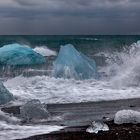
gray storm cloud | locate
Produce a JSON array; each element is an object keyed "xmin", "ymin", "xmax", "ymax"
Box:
[{"xmin": 0, "ymin": 0, "xmax": 139, "ymax": 34}]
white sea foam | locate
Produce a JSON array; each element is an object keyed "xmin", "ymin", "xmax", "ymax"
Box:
[
  {"xmin": 97, "ymin": 41, "xmax": 140, "ymax": 87},
  {"xmin": 4, "ymin": 75, "xmax": 140, "ymax": 104},
  {"xmin": 0, "ymin": 121, "xmax": 64, "ymax": 140},
  {"xmin": 0, "ymin": 109, "xmax": 64, "ymax": 140},
  {"xmin": 33, "ymin": 46, "xmax": 57, "ymax": 56},
  {"xmin": 80, "ymin": 38, "xmax": 99, "ymax": 41},
  {"xmin": 0, "ymin": 110, "xmax": 20, "ymax": 123}
]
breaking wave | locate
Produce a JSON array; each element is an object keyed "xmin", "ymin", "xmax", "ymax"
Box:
[
  {"xmin": 98, "ymin": 40, "xmax": 140, "ymax": 87},
  {"xmin": 33, "ymin": 46, "xmax": 57, "ymax": 56},
  {"xmin": 79, "ymin": 38, "xmax": 99, "ymax": 41},
  {"xmin": 3, "ymin": 40, "xmax": 140, "ymax": 105}
]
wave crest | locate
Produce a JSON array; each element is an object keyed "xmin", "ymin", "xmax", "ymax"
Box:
[
  {"xmin": 33, "ymin": 46, "xmax": 57, "ymax": 57},
  {"xmin": 99, "ymin": 40, "xmax": 140, "ymax": 87}
]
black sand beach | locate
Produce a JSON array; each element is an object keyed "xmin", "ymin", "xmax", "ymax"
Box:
[
  {"xmin": 18, "ymin": 122, "xmax": 140, "ymax": 140},
  {"xmin": 2, "ymin": 98, "xmax": 140, "ymax": 140}
]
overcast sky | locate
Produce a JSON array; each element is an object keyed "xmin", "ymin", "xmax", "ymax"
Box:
[{"xmin": 0, "ymin": 0, "xmax": 140, "ymax": 35}]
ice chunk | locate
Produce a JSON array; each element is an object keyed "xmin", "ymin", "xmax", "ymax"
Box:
[
  {"xmin": 53, "ymin": 44, "xmax": 98, "ymax": 79},
  {"xmin": 86, "ymin": 121, "xmax": 109, "ymax": 134},
  {"xmin": 0, "ymin": 43, "xmax": 46, "ymax": 65},
  {"xmin": 114, "ymin": 110, "xmax": 140, "ymax": 124},
  {"xmin": 0, "ymin": 82, "xmax": 13, "ymax": 105},
  {"xmin": 20, "ymin": 99, "xmax": 50, "ymax": 121}
]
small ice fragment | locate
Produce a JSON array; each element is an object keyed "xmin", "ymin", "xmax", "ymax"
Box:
[
  {"xmin": 86, "ymin": 121, "xmax": 109, "ymax": 134},
  {"xmin": 114, "ymin": 110, "xmax": 140, "ymax": 124},
  {"xmin": 20, "ymin": 99, "xmax": 50, "ymax": 121}
]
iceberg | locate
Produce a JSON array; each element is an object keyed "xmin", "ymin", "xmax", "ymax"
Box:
[
  {"xmin": 86, "ymin": 121, "xmax": 109, "ymax": 134},
  {"xmin": 20, "ymin": 99, "xmax": 50, "ymax": 121},
  {"xmin": 0, "ymin": 82, "xmax": 13, "ymax": 105},
  {"xmin": 53, "ymin": 44, "xmax": 98, "ymax": 79},
  {"xmin": 0, "ymin": 43, "xmax": 46, "ymax": 65},
  {"xmin": 114, "ymin": 110, "xmax": 140, "ymax": 124}
]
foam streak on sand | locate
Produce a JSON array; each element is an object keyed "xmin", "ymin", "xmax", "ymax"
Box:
[
  {"xmin": 0, "ymin": 122, "xmax": 64, "ymax": 140},
  {"xmin": 0, "ymin": 110, "xmax": 64, "ymax": 140}
]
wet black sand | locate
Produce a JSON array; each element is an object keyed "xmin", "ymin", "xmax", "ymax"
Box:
[
  {"xmin": 2, "ymin": 98, "xmax": 140, "ymax": 140},
  {"xmin": 18, "ymin": 121, "xmax": 140, "ymax": 140}
]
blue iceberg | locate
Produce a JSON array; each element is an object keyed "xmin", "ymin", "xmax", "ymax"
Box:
[
  {"xmin": 53, "ymin": 44, "xmax": 98, "ymax": 79},
  {"xmin": 0, "ymin": 43, "xmax": 46, "ymax": 65},
  {"xmin": 0, "ymin": 82, "xmax": 13, "ymax": 105}
]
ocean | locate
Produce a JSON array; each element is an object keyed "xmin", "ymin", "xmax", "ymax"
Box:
[{"xmin": 0, "ymin": 35, "xmax": 140, "ymax": 139}]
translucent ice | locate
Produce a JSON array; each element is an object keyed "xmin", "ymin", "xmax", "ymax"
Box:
[
  {"xmin": 20, "ymin": 99, "xmax": 50, "ymax": 121},
  {"xmin": 0, "ymin": 43, "xmax": 46, "ymax": 65},
  {"xmin": 114, "ymin": 110, "xmax": 140, "ymax": 124},
  {"xmin": 53, "ymin": 44, "xmax": 98, "ymax": 79},
  {"xmin": 0, "ymin": 81, "xmax": 13, "ymax": 105},
  {"xmin": 86, "ymin": 121, "xmax": 109, "ymax": 134}
]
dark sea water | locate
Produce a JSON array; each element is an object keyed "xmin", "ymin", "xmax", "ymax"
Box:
[
  {"xmin": 1, "ymin": 35, "xmax": 140, "ymax": 139},
  {"xmin": 0, "ymin": 35, "xmax": 140, "ymax": 76},
  {"xmin": 0, "ymin": 35, "xmax": 140, "ymax": 52}
]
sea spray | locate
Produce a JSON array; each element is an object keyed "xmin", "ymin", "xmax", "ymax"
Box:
[
  {"xmin": 33, "ymin": 46, "xmax": 57, "ymax": 56},
  {"xmin": 99, "ymin": 41, "xmax": 140, "ymax": 87}
]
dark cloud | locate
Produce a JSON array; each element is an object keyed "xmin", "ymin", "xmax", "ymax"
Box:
[
  {"xmin": 13, "ymin": 0, "xmax": 39, "ymax": 6},
  {"xmin": 0, "ymin": 0, "xmax": 139, "ymax": 34}
]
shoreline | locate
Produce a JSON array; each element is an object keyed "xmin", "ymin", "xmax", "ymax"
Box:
[
  {"xmin": 18, "ymin": 121, "xmax": 140, "ymax": 140},
  {"xmin": 3, "ymin": 98, "xmax": 140, "ymax": 126},
  {"xmin": 2, "ymin": 98, "xmax": 140, "ymax": 140}
]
